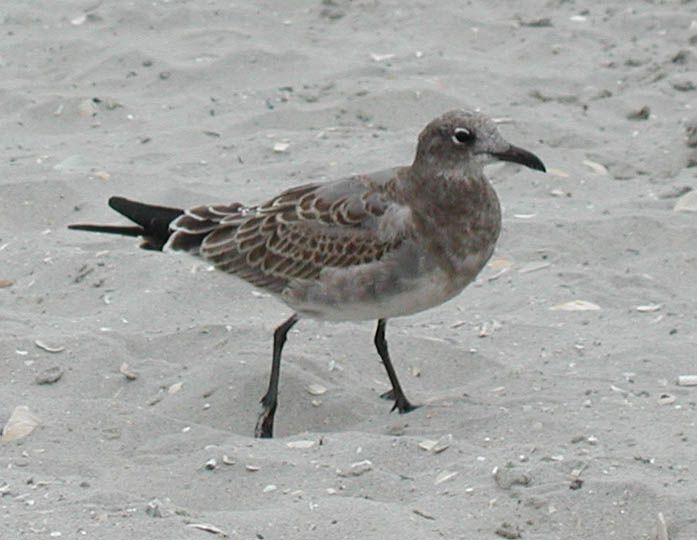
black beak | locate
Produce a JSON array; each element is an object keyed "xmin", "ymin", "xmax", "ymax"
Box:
[{"xmin": 492, "ymin": 144, "xmax": 546, "ymax": 172}]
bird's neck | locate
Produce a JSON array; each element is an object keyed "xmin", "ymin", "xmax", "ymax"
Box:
[{"xmin": 400, "ymin": 164, "xmax": 498, "ymax": 219}]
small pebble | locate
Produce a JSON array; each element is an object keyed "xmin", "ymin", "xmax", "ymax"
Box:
[
  {"xmin": 306, "ymin": 383, "xmax": 327, "ymax": 396},
  {"xmin": 627, "ymin": 106, "xmax": 650, "ymax": 120},
  {"xmin": 494, "ymin": 467, "xmax": 531, "ymax": 489},
  {"xmin": 338, "ymin": 460, "xmax": 373, "ymax": 477},
  {"xmin": 686, "ymin": 118, "xmax": 697, "ymax": 147},
  {"xmin": 418, "ymin": 434, "xmax": 452, "ymax": 453},
  {"xmin": 672, "ymin": 79, "xmax": 696, "ymax": 92},
  {"xmin": 657, "ymin": 393, "xmax": 676, "ymax": 405},
  {"xmin": 518, "ymin": 17, "xmax": 552, "ymax": 27},
  {"xmin": 35, "ymin": 366, "xmax": 63, "ymax": 385},
  {"xmin": 119, "ymin": 362, "xmax": 138, "ymax": 381},
  {"xmin": 146, "ymin": 499, "xmax": 163, "ymax": 518},
  {"xmin": 672, "ymin": 50, "xmax": 691, "ymax": 64},
  {"xmin": 658, "ymin": 186, "xmax": 692, "ymax": 199},
  {"xmin": 495, "ymin": 522, "xmax": 522, "ymax": 539}
]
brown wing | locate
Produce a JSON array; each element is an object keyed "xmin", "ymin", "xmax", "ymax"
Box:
[{"xmin": 166, "ymin": 180, "xmax": 409, "ymax": 294}]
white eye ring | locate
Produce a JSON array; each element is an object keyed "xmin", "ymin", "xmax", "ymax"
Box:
[{"xmin": 452, "ymin": 127, "xmax": 475, "ymax": 145}]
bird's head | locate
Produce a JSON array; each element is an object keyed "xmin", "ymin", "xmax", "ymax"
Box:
[{"xmin": 414, "ymin": 110, "xmax": 546, "ymax": 176}]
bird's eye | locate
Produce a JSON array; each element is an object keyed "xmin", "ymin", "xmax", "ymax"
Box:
[{"xmin": 452, "ymin": 127, "xmax": 476, "ymax": 145}]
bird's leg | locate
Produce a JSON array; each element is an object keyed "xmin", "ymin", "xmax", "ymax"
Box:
[
  {"xmin": 255, "ymin": 314, "xmax": 299, "ymax": 438},
  {"xmin": 374, "ymin": 319, "xmax": 419, "ymax": 413}
]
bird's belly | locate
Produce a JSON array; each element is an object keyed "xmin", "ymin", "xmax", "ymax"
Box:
[{"xmin": 283, "ymin": 250, "xmax": 490, "ymax": 322}]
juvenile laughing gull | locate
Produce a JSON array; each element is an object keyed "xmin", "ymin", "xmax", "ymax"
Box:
[{"xmin": 69, "ymin": 110, "xmax": 546, "ymax": 438}]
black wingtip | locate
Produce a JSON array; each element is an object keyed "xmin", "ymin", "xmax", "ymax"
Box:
[
  {"xmin": 106, "ymin": 196, "xmax": 183, "ymax": 234},
  {"xmin": 108, "ymin": 196, "xmax": 135, "ymax": 213}
]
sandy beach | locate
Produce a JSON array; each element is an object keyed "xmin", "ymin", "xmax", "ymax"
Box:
[{"xmin": 2, "ymin": 1, "xmax": 697, "ymax": 538}]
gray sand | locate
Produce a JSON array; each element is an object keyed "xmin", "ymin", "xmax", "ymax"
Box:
[{"xmin": 2, "ymin": 1, "xmax": 697, "ymax": 539}]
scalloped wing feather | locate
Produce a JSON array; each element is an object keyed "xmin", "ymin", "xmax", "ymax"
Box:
[{"xmin": 165, "ymin": 179, "xmax": 411, "ymax": 293}]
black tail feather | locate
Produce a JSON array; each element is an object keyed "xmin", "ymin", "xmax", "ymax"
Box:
[
  {"xmin": 68, "ymin": 224, "xmax": 144, "ymax": 237},
  {"xmin": 69, "ymin": 196, "xmax": 184, "ymax": 251}
]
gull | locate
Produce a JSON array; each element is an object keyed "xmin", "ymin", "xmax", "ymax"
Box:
[{"xmin": 69, "ymin": 110, "xmax": 545, "ymax": 438}]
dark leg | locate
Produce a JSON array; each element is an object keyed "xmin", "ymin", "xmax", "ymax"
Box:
[
  {"xmin": 374, "ymin": 319, "xmax": 418, "ymax": 413},
  {"xmin": 254, "ymin": 314, "xmax": 299, "ymax": 438}
]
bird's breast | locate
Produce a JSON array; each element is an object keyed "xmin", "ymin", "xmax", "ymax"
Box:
[{"xmin": 410, "ymin": 178, "xmax": 501, "ymax": 279}]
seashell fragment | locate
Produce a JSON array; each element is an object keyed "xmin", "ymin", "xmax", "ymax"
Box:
[{"xmin": 2, "ymin": 406, "xmax": 40, "ymax": 442}]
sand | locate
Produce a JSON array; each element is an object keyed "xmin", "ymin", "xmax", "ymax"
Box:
[{"xmin": 2, "ymin": 1, "xmax": 697, "ymax": 538}]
